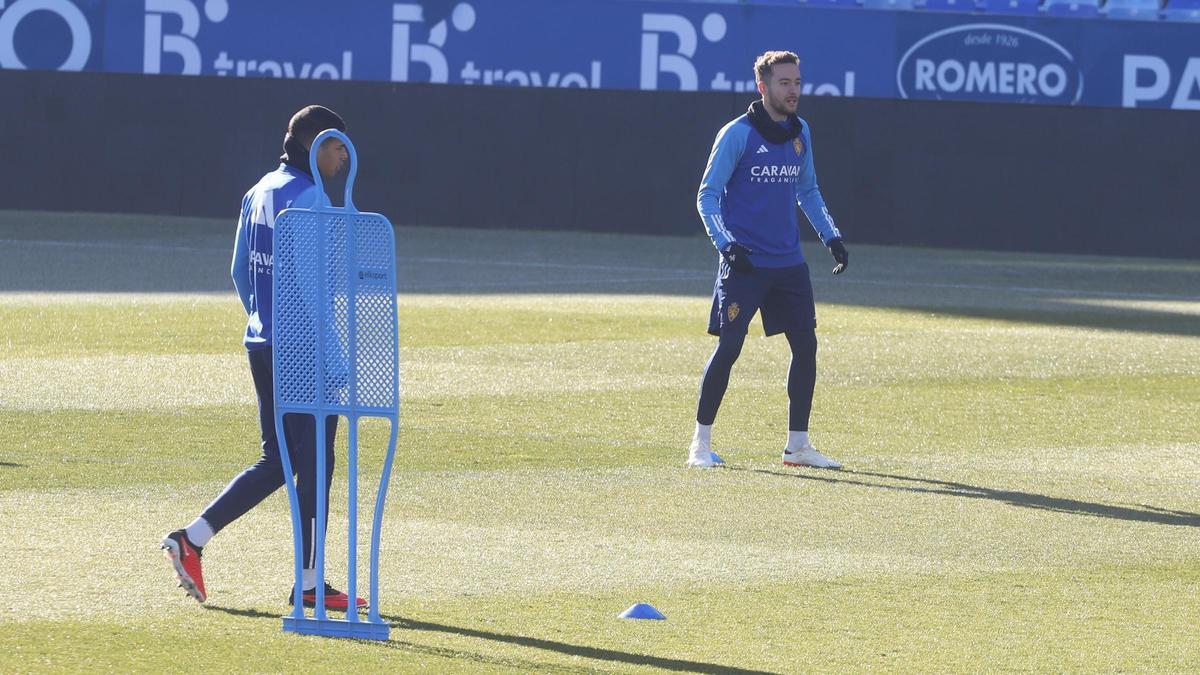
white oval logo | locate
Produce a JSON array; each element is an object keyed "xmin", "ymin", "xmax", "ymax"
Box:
[{"xmin": 897, "ymin": 23, "xmax": 1083, "ymax": 105}]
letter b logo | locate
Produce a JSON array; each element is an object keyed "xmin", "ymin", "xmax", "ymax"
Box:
[
  {"xmin": 639, "ymin": 12, "xmax": 725, "ymax": 91},
  {"xmin": 391, "ymin": 2, "xmax": 475, "ymax": 83}
]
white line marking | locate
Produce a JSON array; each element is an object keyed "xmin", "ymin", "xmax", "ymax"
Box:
[
  {"xmin": 0, "ymin": 239, "xmax": 687, "ymax": 273},
  {"xmin": 830, "ymin": 278, "xmax": 1198, "ymax": 302},
  {"xmin": 0, "ymin": 238, "xmax": 225, "ymax": 253},
  {"xmin": 399, "ymin": 275, "xmax": 711, "ymax": 291},
  {"xmin": 3, "ymin": 238, "xmax": 1196, "ymax": 301},
  {"xmin": 398, "ymin": 256, "xmax": 697, "ymax": 274}
]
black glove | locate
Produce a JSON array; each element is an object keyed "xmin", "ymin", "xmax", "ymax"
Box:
[
  {"xmin": 828, "ymin": 238, "xmax": 848, "ymax": 275},
  {"xmin": 721, "ymin": 243, "xmax": 754, "ymax": 274}
]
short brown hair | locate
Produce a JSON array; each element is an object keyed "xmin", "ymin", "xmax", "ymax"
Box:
[{"xmin": 754, "ymin": 51, "xmax": 800, "ymax": 84}]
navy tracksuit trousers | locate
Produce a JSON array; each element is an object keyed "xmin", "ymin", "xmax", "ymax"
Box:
[{"xmin": 199, "ymin": 347, "xmax": 336, "ymax": 570}]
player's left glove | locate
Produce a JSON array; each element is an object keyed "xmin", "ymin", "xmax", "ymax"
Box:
[
  {"xmin": 827, "ymin": 238, "xmax": 849, "ymax": 275},
  {"xmin": 721, "ymin": 243, "xmax": 755, "ymax": 274}
]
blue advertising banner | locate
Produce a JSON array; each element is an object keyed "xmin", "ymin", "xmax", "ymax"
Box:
[{"xmin": 2, "ymin": 0, "xmax": 1198, "ymax": 110}]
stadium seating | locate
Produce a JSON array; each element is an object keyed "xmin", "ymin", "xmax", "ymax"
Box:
[
  {"xmin": 981, "ymin": 0, "xmax": 1042, "ymax": 13},
  {"xmin": 1101, "ymin": 0, "xmax": 1162, "ymax": 19},
  {"xmin": 1042, "ymin": 0, "xmax": 1102, "ymax": 16},
  {"xmin": 1161, "ymin": 0, "xmax": 1200, "ymax": 19},
  {"xmin": 796, "ymin": 0, "xmax": 865, "ymax": 7},
  {"xmin": 917, "ymin": 0, "xmax": 979, "ymax": 11},
  {"xmin": 861, "ymin": 0, "xmax": 917, "ymax": 8},
  {"xmin": 693, "ymin": 0, "xmax": 1200, "ymax": 22}
]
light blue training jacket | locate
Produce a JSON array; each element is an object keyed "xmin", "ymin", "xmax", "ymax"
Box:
[
  {"xmin": 697, "ymin": 115, "xmax": 841, "ymax": 268},
  {"xmin": 230, "ymin": 164, "xmax": 319, "ymax": 350}
]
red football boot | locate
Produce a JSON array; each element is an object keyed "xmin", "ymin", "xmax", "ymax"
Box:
[
  {"xmin": 161, "ymin": 530, "xmax": 207, "ymax": 603},
  {"xmin": 289, "ymin": 582, "xmax": 367, "ymax": 611}
]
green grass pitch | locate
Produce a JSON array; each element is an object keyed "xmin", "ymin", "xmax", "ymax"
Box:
[{"xmin": 0, "ymin": 211, "xmax": 1197, "ymax": 672}]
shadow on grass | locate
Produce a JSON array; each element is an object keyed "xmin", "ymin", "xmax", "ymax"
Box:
[
  {"xmin": 0, "ymin": 461, "xmax": 24, "ymax": 468},
  {"xmin": 381, "ymin": 614, "xmax": 778, "ymax": 675},
  {"xmin": 202, "ymin": 604, "xmax": 776, "ymax": 673},
  {"xmin": 357, "ymin": 635, "xmax": 603, "ymax": 674},
  {"xmin": 856, "ymin": 300, "xmax": 1200, "ymax": 339},
  {"xmin": 4, "ymin": 212, "xmax": 1195, "ymax": 338},
  {"xmin": 734, "ymin": 467, "xmax": 1200, "ymax": 528},
  {"xmin": 202, "ymin": 604, "xmax": 366, "ymax": 621},
  {"xmin": 3, "ymin": 214, "xmax": 1198, "ymax": 338},
  {"xmin": 202, "ymin": 604, "xmax": 282, "ymax": 620}
]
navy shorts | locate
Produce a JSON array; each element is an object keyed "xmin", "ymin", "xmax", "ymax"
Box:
[{"xmin": 708, "ymin": 260, "xmax": 816, "ymax": 336}]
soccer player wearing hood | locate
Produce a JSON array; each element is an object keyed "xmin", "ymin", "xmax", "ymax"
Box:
[{"xmin": 161, "ymin": 105, "xmax": 365, "ymax": 611}]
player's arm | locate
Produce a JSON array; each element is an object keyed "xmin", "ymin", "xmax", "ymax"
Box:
[
  {"xmin": 794, "ymin": 124, "xmax": 840, "ymax": 245},
  {"xmin": 794, "ymin": 124, "xmax": 848, "ymax": 274},
  {"xmin": 696, "ymin": 122, "xmax": 749, "ymax": 252},
  {"xmin": 230, "ymin": 198, "xmax": 253, "ymax": 314}
]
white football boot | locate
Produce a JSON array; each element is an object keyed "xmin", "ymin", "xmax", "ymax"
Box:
[
  {"xmin": 781, "ymin": 443, "xmax": 842, "ymax": 469},
  {"xmin": 687, "ymin": 438, "xmax": 725, "ymax": 468}
]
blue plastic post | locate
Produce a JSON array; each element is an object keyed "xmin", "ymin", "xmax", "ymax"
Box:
[{"xmin": 272, "ymin": 129, "xmax": 399, "ymax": 641}]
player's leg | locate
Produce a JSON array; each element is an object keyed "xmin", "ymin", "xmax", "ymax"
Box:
[
  {"xmin": 286, "ymin": 413, "xmax": 362, "ymax": 610},
  {"xmin": 785, "ymin": 328, "xmax": 817, "ymax": 436},
  {"xmin": 692, "ymin": 330, "xmax": 747, "ymax": 467},
  {"xmin": 689, "ymin": 262, "xmax": 766, "ymax": 467},
  {"xmin": 780, "ymin": 328, "xmax": 843, "ymax": 468},
  {"xmin": 195, "ymin": 348, "xmax": 292, "ymax": 526},
  {"xmin": 288, "ymin": 414, "xmax": 364, "ymax": 610},
  {"xmin": 760, "ymin": 264, "xmax": 841, "ymax": 469},
  {"xmin": 161, "ymin": 347, "xmax": 286, "ymax": 603}
]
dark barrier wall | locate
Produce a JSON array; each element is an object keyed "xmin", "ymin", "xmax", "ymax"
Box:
[{"xmin": 3, "ymin": 69, "xmax": 1197, "ymax": 257}]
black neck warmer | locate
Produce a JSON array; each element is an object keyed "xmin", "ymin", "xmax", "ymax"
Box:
[
  {"xmin": 747, "ymin": 100, "xmax": 801, "ymax": 145},
  {"xmin": 280, "ymin": 134, "xmax": 314, "ymax": 178}
]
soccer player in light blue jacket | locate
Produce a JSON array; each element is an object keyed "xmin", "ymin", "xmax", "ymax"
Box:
[
  {"xmin": 161, "ymin": 106, "xmax": 365, "ymax": 611},
  {"xmin": 688, "ymin": 51, "xmax": 851, "ymax": 470}
]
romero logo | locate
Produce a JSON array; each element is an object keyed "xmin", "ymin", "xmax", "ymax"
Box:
[{"xmin": 897, "ymin": 24, "xmax": 1083, "ymax": 105}]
